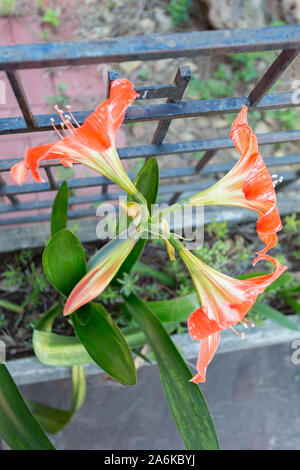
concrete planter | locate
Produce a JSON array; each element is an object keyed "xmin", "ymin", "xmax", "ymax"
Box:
[
  {"xmin": 6, "ymin": 315, "xmax": 300, "ymax": 385},
  {"xmin": 3, "ymin": 315, "xmax": 300, "ymax": 450}
]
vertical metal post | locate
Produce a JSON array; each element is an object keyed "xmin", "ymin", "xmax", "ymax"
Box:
[{"xmin": 152, "ymin": 66, "xmax": 191, "ymax": 146}]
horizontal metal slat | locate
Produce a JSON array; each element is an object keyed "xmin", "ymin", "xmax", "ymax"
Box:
[
  {"xmin": 0, "ymin": 91, "xmax": 298, "ymax": 135},
  {"xmin": 1, "ymin": 26, "xmax": 300, "ymax": 70}
]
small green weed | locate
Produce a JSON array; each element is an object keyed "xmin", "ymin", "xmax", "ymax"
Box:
[
  {"xmin": 283, "ymin": 213, "xmax": 300, "ymax": 234},
  {"xmin": 168, "ymin": 0, "xmax": 193, "ymax": 25},
  {"xmin": 46, "ymin": 82, "xmax": 69, "ymax": 108},
  {"xmin": 0, "ymin": 0, "xmax": 16, "ymax": 16},
  {"xmin": 206, "ymin": 221, "xmax": 228, "ymax": 240},
  {"xmin": 117, "ymin": 272, "xmax": 143, "ymax": 297},
  {"xmin": 41, "ymin": 7, "xmax": 61, "ymax": 28}
]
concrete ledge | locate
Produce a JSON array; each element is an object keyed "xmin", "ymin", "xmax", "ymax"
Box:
[
  {"xmin": 6, "ymin": 315, "xmax": 300, "ymax": 386},
  {"xmin": 1, "ymin": 187, "xmax": 300, "ymax": 253}
]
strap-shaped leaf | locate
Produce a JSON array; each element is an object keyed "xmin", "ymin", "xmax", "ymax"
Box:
[
  {"xmin": 123, "ymin": 293, "xmax": 219, "ymax": 450},
  {"xmin": 0, "ymin": 364, "xmax": 55, "ymax": 450},
  {"xmin": 51, "ymin": 181, "xmax": 68, "ymax": 236},
  {"xmin": 33, "ymin": 302, "xmax": 91, "ymax": 366},
  {"xmin": 148, "ymin": 293, "xmax": 200, "ymax": 322},
  {"xmin": 29, "ymin": 302, "xmax": 87, "ymax": 433},
  {"xmin": 72, "ymin": 302, "xmax": 136, "ymax": 386},
  {"xmin": 133, "ymin": 262, "xmax": 176, "ymax": 287},
  {"xmin": 34, "ymin": 325, "xmax": 178, "ymax": 366},
  {"xmin": 27, "ymin": 365, "xmax": 86, "ymax": 434},
  {"xmin": 33, "ymin": 308, "xmax": 176, "ymax": 366},
  {"xmin": 0, "ymin": 299, "xmax": 23, "ymax": 314},
  {"xmin": 43, "ymin": 228, "xmax": 87, "ymax": 297},
  {"xmin": 150, "ymin": 292, "xmax": 299, "ymax": 331},
  {"xmin": 281, "ymin": 282, "xmax": 300, "ymax": 294},
  {"xmin": 264, "ymin": 272, "xmax": 294, "ymax": 292},
  {"xmin": 33, "ymin": 330, "xmax": 92, "ymax": 366},
  {"xmin": 281, "ymin": 294, "xmax": 300, "ymax": 315},
  {"xmin": 33, "ymin": 301, "xmax": 136, "ymax": 388},
  {"xmin": 252, "ymin": 301, "xmax": 299, "ymax": 330}
]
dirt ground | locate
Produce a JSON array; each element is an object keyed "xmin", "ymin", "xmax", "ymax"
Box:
[{"xmin": 1, "ymin": 211, "xmax": 300, "ymax": 361}]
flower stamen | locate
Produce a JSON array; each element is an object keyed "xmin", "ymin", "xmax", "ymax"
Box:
[
  {"xmin": 66, "ymin": 105, "xmax": 80, "ymax": 128},
  {"xmin": 50, "ymin": 117, "xmax": 64, "ymax": 139},
  {"xmin": 60, "ymin": 121, "xmax": 70, "ymax": 137},
  {"xmin": 272, "ymin": 174, "xmax": 283, "ymax": 187},
  {"xmin": 244, "ymin": 318, "xmax": 255, "ymax": 328},
  {"xmin": 230, "ymin": 326, "xmax": 245, "ymax": 339}
]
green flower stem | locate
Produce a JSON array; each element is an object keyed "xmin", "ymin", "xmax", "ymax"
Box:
[
  {"xmin": 168, "ymin": 233, "xmax": 185, "ymax": 253},
  {"xmin": 150, "ymin": 200, "xmax": 187, "ymax": 224},
  {"xmin": 148, "ymin": 225, "xmax": 184, "ymax": 253}
]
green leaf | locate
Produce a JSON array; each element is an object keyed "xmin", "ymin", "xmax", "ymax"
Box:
[
  {"xmin": 123, "ymin": 293, "xmax": 219, "ymax": 450},
  {"xmin": 43, "ymin": 228, "xmax": 86, "ymax": 296},
  {"xmin": 130, "ymin": 157, "xmax": 159, "ymax": 214},
  {"xmin": 50, "ymin": 181, "xmax": 68, "ymax": 236},
  {"xmin": 281, "ymin": 293, "xmax": 300, "ymax": 316},
  {"xmin": 72, "ymin": 302, "xmax": 136, "ymax": 386},
  {"xmin": 133, "ymin": 262, "xmax": 176, "ymax": 287},
  {"xmin": 33, "ymin": 302, "xmax": 92, "ymax": 367},
  {"xmin": 123, "ymin": 321, "xmax": 178, "ymax": 348},
  {"xmin": 26, "ymin": 401, "xmax": 70, "ymax": 435},
  {"xmin": 252, "ymin": 301, "xmax": 299, "ymax": 331},
  {"xmin": 27, "ymin": 365, "xmax": 86, "ymax": 434},
  {"xmin": 30, "ymin": 303, "xmax": 86, "ymax": 434},
  {"xmin": 117, "ymin": 158, "xmax": 159, "ymax": 276},
  {"xmin": 36, "ymin": 329, "xmax": 142, "ymax": 366},
  {"xmin": 237, "ymin": 272, "xmax": 267, "ymax": 280},
  {"xmin": 51, "ymin": 181, "xmax": 68, "ymax": 236},
  {"xmin": 120, "ymin": 293, "xmax": 200, "ymax": 328},
  {"xmin": 0, "ymin": 364, "xmax": 55, "ymax": 450},
  {"xmin": 34, "ymin": 322, "xmax": 146, "ymax": 366},
  {"xmin": 281, "ymin": 282, "xmax": 300, "ymax": 294},
  {"xmin": 265, "ymin": 272, "xmax": 294, "ymax": 292},
  {"xmin": 33, "ymin": 303, "xmax": 168, "ymax": 368},
  {"xmin": 34, "ymin": 321, "xmax": 179, "ymax": 367},
  {"xmin": 148, "ymin": 293, "xmax": 200, "ymax": 322},
  {"xmin": 0, "ymin": 299, "xmax": 23, "ymax": 314},
  {"xmin": 33, "ymin": 330, "xmax": 92, "ymax": 366}
]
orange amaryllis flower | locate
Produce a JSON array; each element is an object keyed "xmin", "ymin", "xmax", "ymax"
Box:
[
  {"xmin": 182, "ymin": 106, "xmax": 282, "ymax": 257},
  {"xmin": 10, "ymin": 79, "xmax": 139, "ymax": 197},
  {"xmin": 178, "ymin": 244, "xmax": 287, "ymax": 383},
  {"xmin": 64, "ymin": 227, "xmax": 139, "ymax": 316}
]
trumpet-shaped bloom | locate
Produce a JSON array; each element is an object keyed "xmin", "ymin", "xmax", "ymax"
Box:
[
  {"xmin": 10, "ymin": 79, "xmax": 139, "ymax": 196},
  {"xmin": 184, "ymin": 106, "xmax": 282, "ymax": 257},
  {"xmin": 64, "ymin": 229, "xmax": 139, "ymax": 316},
  {"xmin": 179, "ymin": 245, "xmax": 287, "ymax": 383}
]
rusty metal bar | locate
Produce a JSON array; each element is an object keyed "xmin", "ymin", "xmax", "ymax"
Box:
[
  {"xmin": 247, "ymin": 48, "xmax": 300, "ymax": 106},
  {"xmin": 1, "ymin": 26, "xmax": 300, "ymax": 226},
  {"xmin": 6, "ymin": 70, "xmax": 36, "ymax": 128},
  {"xmin": 2, "ymin": 26, "xmax": 300, "ymax": 71},
  {"xmin": 152, "ymin": 66, "xmax": 191, "ymax": 146}
]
